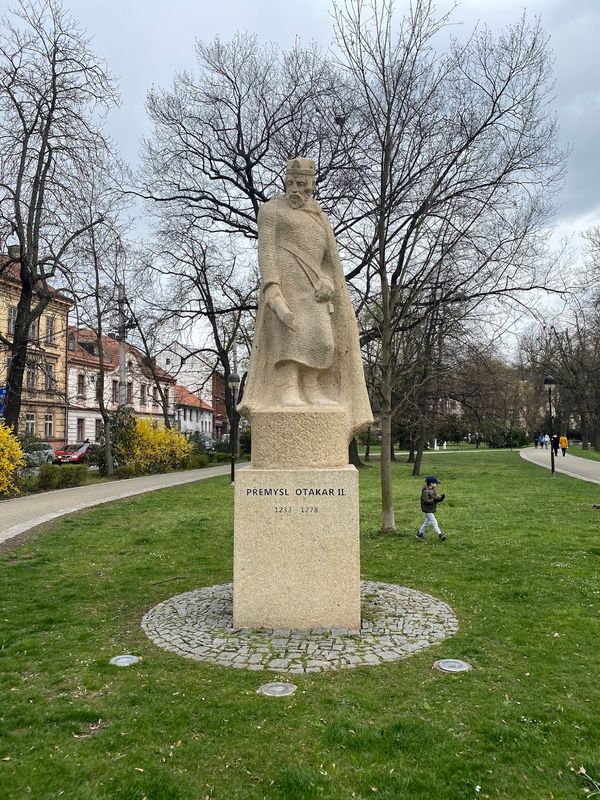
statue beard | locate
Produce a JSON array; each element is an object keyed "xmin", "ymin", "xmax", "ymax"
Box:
[{"xmin": 286, "ymin": 191, "xmax": 308, "ymax": 209}]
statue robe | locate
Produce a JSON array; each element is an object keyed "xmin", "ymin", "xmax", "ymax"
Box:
[{"xmin": 238, "ymin": 195, "xmax": 373, "ymax": 440}]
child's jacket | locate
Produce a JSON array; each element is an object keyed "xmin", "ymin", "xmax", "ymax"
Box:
[{"xmin": 420, "ymin": 487, "xmax": 444, "ymax": 513}]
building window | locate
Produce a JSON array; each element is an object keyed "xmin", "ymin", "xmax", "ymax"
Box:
[
  {"xmin": 8, "ymin": 306, "xmax": 17, "ymax": 336},
  {"xmin": 95, "ymin": 419, "xmax": 103, "ymax": 441},
  {"xmin": 44, "ymin": 414, "xmax": 53, "ymax": 438},
  {"xmin": 140, "ymin": 384, "xmax": 147, "ymax": 405},
  {"xmin": 112, "ymin": 379, "xmax": 118, "ymax": 403},
  {"xmin": 126, "ymin": 382, "xmax": 133, "ymax": 404},
  {"xmin": 77, "ymin": 373, "xmax": 85, "ymax": 397},
  {"xmin": 26, "ymin": 364, "xmax": 36, "ymax": 390},
  {"xmin": 77, "ymin": 418, "xmax": 85, "ymax": 441},
  {"xmin": 44, "ymin": 363, "xmax": 54, "ymax": 392},
  {"xmin": 183, "ymin": 407, "xmax": 187, "ymax": 422},
  {"xmin": 28, "ymin": 317, "xmax": 39, "ymax": 341},
  {"xmin": 25, "ymin": 412, "xmax": 35, "ymax": 435},
  {"xmin": 45, "ymin": 316, "xmax": 55, "ymax": 343}
]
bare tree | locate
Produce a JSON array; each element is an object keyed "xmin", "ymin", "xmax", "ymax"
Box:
[
  {"xmin": 0, "ymin": 0, "xmax": 118, "ymax": 431},
  {"xmin": 332, "ymin": 0, "xmax": 566, "ymax": 530}
]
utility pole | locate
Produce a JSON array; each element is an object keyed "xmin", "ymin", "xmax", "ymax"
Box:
[{"xmin": 118, "ymin": 283, "xmax": 127, "ymax": 405}]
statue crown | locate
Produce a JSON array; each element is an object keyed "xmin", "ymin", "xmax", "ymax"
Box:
[{"xmin": 286, "ymin": 157, "xmax": 315, "ymax": 177}]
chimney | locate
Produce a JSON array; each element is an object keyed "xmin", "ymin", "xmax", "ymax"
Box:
[{"xmin": 7, "ymin": 244, "xmax": 20, "ymax": 260}]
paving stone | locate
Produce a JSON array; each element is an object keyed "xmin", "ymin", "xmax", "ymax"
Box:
[{"xmin": 141, "ymin": 581, "xmax": 458, "ymax": 674}]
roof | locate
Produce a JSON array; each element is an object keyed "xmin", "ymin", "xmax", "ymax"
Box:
[
  {"xmin": 0, "ymin": 255, "xmax": 72, "ymax": 306},
  {"xmin": 174, "ymin": 383, "xmax": 214, "ymax": 411},
  {"xmin": 68, "ymin": 327, "xmax": 176, "ymax": 384}
]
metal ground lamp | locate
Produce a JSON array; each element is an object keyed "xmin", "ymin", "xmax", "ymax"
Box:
[
  {"xmin": 227, "ymin": 371, "xmax": 240, "ymax": 484},
  {"xmin": 543, "ymin": 375, "xmax": 556, "ymax": 476}
]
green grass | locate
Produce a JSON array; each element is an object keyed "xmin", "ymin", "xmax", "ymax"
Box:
[
  {"xmin": 568, "ymin": 445, "xmax": 600, "ymax": 463},
  {"xmin": 1, "ymin": 452, "xmax": 599, "ymax": 799}
]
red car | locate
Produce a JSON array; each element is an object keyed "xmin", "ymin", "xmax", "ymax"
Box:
[{"xmin": 54, "ymin": 441, "xmax": 94, "ymax": 464}]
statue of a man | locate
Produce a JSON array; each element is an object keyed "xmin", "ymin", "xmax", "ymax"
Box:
[{"xmin": 239, "ymin": 158, "xmax": 372, "ymax": 438}]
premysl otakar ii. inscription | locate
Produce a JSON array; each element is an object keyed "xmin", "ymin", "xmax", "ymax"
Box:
[
  {"xmin": 245, "ymin": 486, "xmax": 347, "ymax": 497},
  {"xmin": 233, "ymin": 157, "xmax": 372, "ymax": 630}
]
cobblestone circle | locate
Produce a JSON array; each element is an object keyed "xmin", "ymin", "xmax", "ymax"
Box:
[{"xmin": 141, "ymin": 582, "xmax": 458, "ymax": 673}]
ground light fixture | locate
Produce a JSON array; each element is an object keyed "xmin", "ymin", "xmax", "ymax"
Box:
[
  {"xmin": 227, "ymin": 370, "xmax": 240, "ymax": 484},
  {"xmin": 433, "ymin": 659, "xmax": 472, "ymax": 673},
  {"xmin": 109, "ymin": 655, "xmax": 142, "ymax": 667},
  {"xmin": 257, "ymin": 682, "xmax": 297, "ymax": 697},
  {"xmin": 543, "ymin": 374, "xmax": 557, "ymax": 476}
]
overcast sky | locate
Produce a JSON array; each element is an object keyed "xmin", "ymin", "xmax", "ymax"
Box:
[{"xmin": 12, "ymin": 0, "xmax": 600, "ymax": 242}]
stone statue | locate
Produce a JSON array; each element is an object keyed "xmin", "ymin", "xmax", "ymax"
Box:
[{"xmin": 239, "ymin": 157, "xmax": 372, "ymax": 441}]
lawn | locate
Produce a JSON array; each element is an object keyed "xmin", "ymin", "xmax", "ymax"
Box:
[
  {"xmin": 568, "ymin": 445, "xmax": 600, "ymax": 463},
  {"xmin": 1, "ymin": 451, "xmax": 599, "ymax": 799}
]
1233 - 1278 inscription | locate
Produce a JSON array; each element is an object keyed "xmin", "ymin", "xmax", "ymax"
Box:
[{"xmin": 274, "ymin": 506, "xmax": 319, "ymax": 514}]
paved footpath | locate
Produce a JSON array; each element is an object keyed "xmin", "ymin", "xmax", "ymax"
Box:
[
  {"xmin": 520, "ymin": 447, "xmax": 600, "ymax": 485},
  {"xmin": 0, "ymin": 464, "xmax": 243, "ymax": 546}
]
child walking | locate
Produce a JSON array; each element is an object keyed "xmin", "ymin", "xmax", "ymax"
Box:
[{"xmin": 416, "ymin": 476, "xmax": 446, "ymax": 541}]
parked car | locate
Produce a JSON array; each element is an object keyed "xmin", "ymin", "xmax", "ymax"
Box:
[
  {"xmin": 54, "ymin": 441, "xmax": 95, "ymax": 464},
  {"xmin": 23, "ymin": 441, "xmax": 56, "ymax": 466}
]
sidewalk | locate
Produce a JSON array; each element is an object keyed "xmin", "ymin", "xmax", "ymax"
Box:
[
  {"xmin": 520, "ymin": 447, "xmax": 600, "ymax": 485},
  {"xmin": 0, "ymin": 463, "xmax": 245, "ymax": 546}
]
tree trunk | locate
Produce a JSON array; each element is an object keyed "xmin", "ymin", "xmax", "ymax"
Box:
[
  {"xmin": 3, "ymin": 286, "xmax": 33, "ymax": 432},
  {"xmin": 412, "ymin": 435, "xmax": 425, "ymax": 477},
  {"xmin": 380, "ymin": 407, "xmax": 396, "ymax": 532},
  {"xmin": 407, "ymin": 441, "xmax": 415, "ymax": 463},
  {"xmin": 348, "ymin": 437, "xmax": 366, "ymax": 468},
  {"xmin": 364, "ymin": 427, "xmax": 371, "ymax": 462}
]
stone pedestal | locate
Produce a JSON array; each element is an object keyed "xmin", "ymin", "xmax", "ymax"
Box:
[
  {"xmin": 250, "ymin": 409, "xmax": 349, "ymax": 468},
  {"xmin": 233, "ymin": 465, "xmax": 360, "ymax": 630}
]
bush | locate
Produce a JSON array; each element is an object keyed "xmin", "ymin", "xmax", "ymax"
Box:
[
  {"xmin": 38, "ymin": 463, "xmax": 88, "ymax": 490},
  {"xmin": 185, "ymin": 453, "xmax": 209, "ymax": 469},
  {"xmin": 239, "ymin": 427, "xmax": 251, "ymax": 455},
  {"xmin": 58, "ymin": 465, "xmax": 89, "ymax": 488},
  {"xmin": 128, "ymin": 420, "xmax": 193, "ymax": 475},
  {"xmin": 0, "ymin": 421, "xmax": 25, "ymax": 494},
  {"xmin": 114, "ymin": 465, "xmax": 137, "ymax": 479},
  {"xmin": 211, "ymin": 451, "xmax": 230, "ymax": 463},
  {"xmin": 97, "ymin": 406, "xmax": 136, "ymax": 475}
]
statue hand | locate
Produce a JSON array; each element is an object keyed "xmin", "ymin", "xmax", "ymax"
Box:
[
  {"xmin": 315, "ymin": 277, "xmax": 334, "ymax": 302},
  {"xmin": 280, "ymin": 308, "xmax": 297, "ymax": 330},
  {"xmin": 267, "ymin": 290, "xmax": 297, "ymax": 331}
]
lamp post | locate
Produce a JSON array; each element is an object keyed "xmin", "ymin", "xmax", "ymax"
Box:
[
  {"xmin": 227, "ymin": 371, "xmax": 240, "ymax": 484},
  {"xmin": 543, "ymin": 375, "xmax": 556, "ymax": 476}
]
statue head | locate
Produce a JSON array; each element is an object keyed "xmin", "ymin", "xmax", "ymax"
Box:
[{"xmin": 285, "ymin": 158, "xmax": 315, "ymax": 209}]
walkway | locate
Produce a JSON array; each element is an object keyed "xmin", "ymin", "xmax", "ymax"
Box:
[
  {"xmin": 520, "ymin": 447, "xmax": 600, "ymax": 485},
  {"xmin": 0, "ymin": 464, "xmax": 244, "ymax": 546}
]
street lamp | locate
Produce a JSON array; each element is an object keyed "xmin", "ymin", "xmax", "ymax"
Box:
[
  {"xmin": 227, "ymin": 371, "xmax": 240, "ymax": 484},
  {"xmin": 543, "ymin": 375, "xmax": 556, "ymax": 476}
]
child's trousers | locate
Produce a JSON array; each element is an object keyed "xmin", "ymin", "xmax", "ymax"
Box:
[{"xmin": 419, "ymin": 513, "xmax": 441, "ymax": 536}]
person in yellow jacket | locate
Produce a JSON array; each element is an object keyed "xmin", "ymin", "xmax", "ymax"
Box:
[{"xmin": 559, "ymin": 434, "xmax": 569, "ymax": 457}]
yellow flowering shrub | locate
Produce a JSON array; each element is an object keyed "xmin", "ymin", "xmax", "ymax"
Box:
[
  {"xmin": 0, "ymin": 420, "xmax": 25, "ymax": 494},
  {"xmin": 129, "ymin": 419, "xmax": 193, "ymax": 475}
]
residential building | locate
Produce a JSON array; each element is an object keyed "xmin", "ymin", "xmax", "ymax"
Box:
[
  {"xmin": 66, "ymin": 328, "xmax": 176, "ymax": 443},
  {"xmin": 157, "ymin": 341, "xmax": 230, "ymax": 440},
  {"xmin": 157, "ymin": 342, "xmax": 213, "ymax": 406},
  {"xmin": 174, "ymin": 384, "xmax": 214, "ymax": 437},
  {"xmin": 0, "ymin": 250, "xmax": 70, "ymax": 445}
]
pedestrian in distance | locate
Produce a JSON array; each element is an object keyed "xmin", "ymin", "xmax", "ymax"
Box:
[
  {"xmin": 559, "ymin": 433, "xmax": 569, "ymax": 457},
  {"xmin": 538, "ymin": 433, "xmax": 545, "ymax": 449},
  {"xmin": 416, "ymin": 476, "xmax": 446, "ymax": 542},
  {"xmin": 534, "ymin": 431, "xmax": 539, "ymax": 449},
  {"xmin": 551, "ymin": 433, "xmax": 560, "ymax": 457},
  {"xmin": 544, "ymin": 433, "xmax": 550, "ymax": 449}
]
